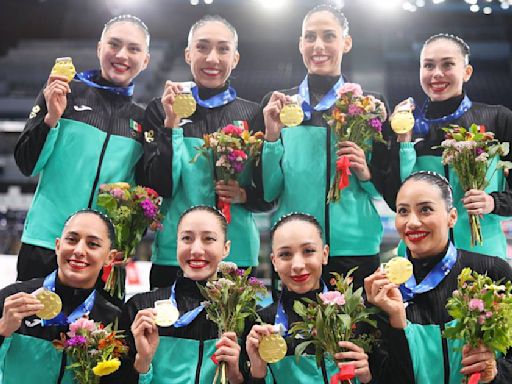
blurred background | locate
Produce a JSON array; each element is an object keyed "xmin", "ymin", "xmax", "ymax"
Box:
[{"xmin": 1, "ymin": 0, "xmax": 512, "ymax": 290}]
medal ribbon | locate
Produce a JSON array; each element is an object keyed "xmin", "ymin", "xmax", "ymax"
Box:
[
  {"xmin": 75, "ymin": 70, "xmax": 134, "ymax": 97},
  {"xmin": 399, "ymin": 242, "xmax": 457, "ymax": 302},
  {"xmin": 275, "ymin": 281, "xmax": 328, "ymax": 334},
  {"xmin": 298, "ymin": 75, "xmax": 345, "ymax": 121},
  {"xmin": 413, "ymin": 95, "xmax": 472, "ymax": 136},
  {"xmin": 191, "ymin": 86, "xmax": 237, "ymax": 108},
  {"xmin": 170, "ymin": 280, "xmax": 205, "ymax": 328},
  {"xmin": 41, "ymin": 270, "xmax": 96, "ymax": 327}
]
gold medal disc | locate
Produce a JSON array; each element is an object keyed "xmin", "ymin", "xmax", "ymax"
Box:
[
  {"xmin": 154, "ymin": 300, "xmax": 180, "ymax": 327},
  {"xmin": 391, "ymin": 111, "xmax": 415, "ymax": 134},
  {"xmin": 384, "ymin": 257, "xmax": 413, "ymax": 285},
  {"xmin": 50, "ymin": 57, "xmax": 76, "ymax": 82},
  {"xmin": 174, "ymin": 94, "xmax": 197, "ymax": 118},
  {"xmin": 280, "ymin": 103, "xmax": 304, "ymax": 127},
  {"xmin": 35, "ymin": 290, "xmax": 62, "ymax": 320},
  {"xmin": 258, "ymin": 334, "xmax": 287, "ymax": 363}
]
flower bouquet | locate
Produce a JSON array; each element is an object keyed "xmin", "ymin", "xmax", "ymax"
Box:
[
  {"xmin": 444, "ymin": 268, "xmax": 512, "ymax": 384},
  {"xmin": 289, "ymin": 270, "xmax": 379, "ymax": 384},
  {"xmin": 324, "ymin": 83, "xmax": 387, "ymax": 202},
  {"xmin": 97, "ymin": 182, "xmax": 163, "ymax": 299},
  {"xmin": 198, "ymin": 262, "xmax": 267, "ymax": 384},
  {"xmin": 439, "ymin": 124, "xmax": 512, "ymax": 246},
  {"xmin": 192, "ymin": 121, "xmax": 264, "ymax": 222},
  {"xmin": 53, "ymin": 317, "xmax": 128, "ymax": 384}
]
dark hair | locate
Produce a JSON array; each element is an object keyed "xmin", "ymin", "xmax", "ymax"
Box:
[
  {"xmin": 403, "ymin": 171, "xmax": 454, "ymax": 210},
  {"xmin": 177, "ymin": 205, "xmax": 228, "ymax": 240},
  {"xmin": 270, "ymin": 212, "xmax": 323, "ymax": 244},
  {"xmin": 303, "ymin": 4, "xmax": 349, "ymax": 37},
  {"xmin": 187, "ymin": 14, "xmax": 238, "ymax": 49},
  {"xmin": 423, "ymin": 33, "xmax": 470, "ymax": 65},
  {"xmin": 63, "ymin": 209, "xmax": 116, "ymax": 248},
  {"xmin": 102, "ymin": 14, "xmax": 150, "ymax": 49}
]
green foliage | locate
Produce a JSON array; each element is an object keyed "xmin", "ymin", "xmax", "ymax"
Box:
[{"xmin": 444, "ymin": 268, "xmax": 512, "ymax": 354}]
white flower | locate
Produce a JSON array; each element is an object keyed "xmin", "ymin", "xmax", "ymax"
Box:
[{"xmin": 217, "ymin": 261, "xmax": 238, "ymax": 275}]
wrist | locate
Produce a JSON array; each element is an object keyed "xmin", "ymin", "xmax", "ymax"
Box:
[
  {"xmin": 389, "ymin": 312, "xmax": 407, "ymax": 329},
  {"xmin": 44, "ymin": 113, "xmax": 58, "ymax": 128},
  {"xmin": 250, "ymin": 362, "xmax": 267, "ymax": 379},
  {"xmin": 134, "ymin": 353, "xmax": 152, "ymax": 374},
  {"xmin": 164, "ymin": 116, "xmax": 180, "ymax": 129},
  {"xmin": 264, "ymin": 131, "xmax": 280, "ymax": 142}
]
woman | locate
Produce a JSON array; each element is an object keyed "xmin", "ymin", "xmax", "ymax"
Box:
[
  {"xmin": 257, "ymin": 4, "xmax": 389, "ymax": 291},
  {"xmin": 386, "ymin": 33, "xmax": 512, "ymax": 258},
  {"xmin": 144, "ymin": 15, "xmax": 269, "ymax": 289},
  {"xmin": 14, "ymin": 14, "xmax": 151, "ymax": 281},
  {"xmin": 366, "ymin": 171, "xmax": 512, "ymax": 384},
  {"xmin": 105, "ymin": 206, "xmax": 244, "ymax": 384},
  {"xmin": 243, "ymin": 213, "xmax": 374, "ymax": 384},
  {"xmin": 0, "ymin": 210, "xmax": 120, "ymax": 383}
]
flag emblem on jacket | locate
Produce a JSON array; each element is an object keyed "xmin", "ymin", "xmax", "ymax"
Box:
[{"xmin": 130, "ymin": 119, "xmax": 142, "ymax": 133}]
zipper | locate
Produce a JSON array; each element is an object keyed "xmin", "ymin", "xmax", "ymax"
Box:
[
  {"xmin": 320, "ymin": 356, "xmax": 329, "ymax": 384},
  {"xmin": 87, "ymin": 101, "xmax": 114, "ymax": 208},
  {"xmin": 440, "ymin": 323, "xmax": 450, "ymax": 384},
  {"xmin": 195, "ymin": 339, "xmax": 204, "ymax": 384},
  {"xmin": 325, "ymin": 126, "xmax": 331, "ymax": 246},
  {"xmin": 57, "ymin": 351, "xmax": 67, "ymax": 384}
]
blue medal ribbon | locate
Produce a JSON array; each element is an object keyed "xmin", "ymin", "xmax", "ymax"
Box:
[
  {"xmin": 41, "ymin": 270, "xmax": 96, "ymax": 327},
  {"xmin": 169, "ymin": 280, "xmax": 205, "ymax": 328},
  {"xmin": 413, "ymin": 95, "xmax": 472, "ymax": 136},
  {"xmin": 191, "ymin": 85, "xmax": 237, "ymax": 109},
  {"xmin": 75, "ymin": 70, "xmax": 134, "ymax": 97},
  {"xmin": 298, "ymin": 75, "xmax": 345, "ymax": 121},
  {"xmin": 399, "ymin": 242, "xmax": 458, "ymax": 302},
  {"xmin": 275, "ymin": 281, "xmax": 329, "ymax": 335}
]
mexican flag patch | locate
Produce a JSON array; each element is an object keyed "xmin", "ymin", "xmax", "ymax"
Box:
[{"xmin": 130, "ymin": 119, "xmax": 142, "ymax": 133}]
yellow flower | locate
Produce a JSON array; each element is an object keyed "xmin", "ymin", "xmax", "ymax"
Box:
[
  {"xmin": 109, "ymin": 182, "xmax": 130, "ymax": 190},
  {"xmin": 93, "ymin": 358, "xmax": 121, "ymax": 376}
]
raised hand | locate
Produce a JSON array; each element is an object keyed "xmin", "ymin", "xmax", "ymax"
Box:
[
  {"xmin": 131, "ymin": 308, "xmax": 159, "ymax": 374},
  {"xmin": 43, "ymin": 75, "xmax": 70, "ymax": 128},
  {"xmin": 161, "ymin": 81, "xmax": 183, "ymax": 128},
  {"xmin": 263, "ymin": 91, "xmax": 288, "ymax": 142},
  {"xmin": 0, "ymin": 292, "xmax": 44, "ymax": 337}
]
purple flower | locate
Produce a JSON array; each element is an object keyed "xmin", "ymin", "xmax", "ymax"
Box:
[
  {"xmin": 348, "ymin": 104, "xmax": 363, "ymax": 116},
  {"xmin": 475, "ymin": 147, "xmax": 485, "ymax": 156},
  {"xmin": 369, "ymin": 118, "xmax": 382, "ymax": 132},
  {"xmin": 66, "ymin": 335, "xmax": 87, "ymax": 347},
  {"xmin": 235, "ymin": 269, "xmax": 245, "ymax": 276},
  {"xmin": 469, "ymin": 298, "xmax": 485, "ymax": 312},
  {"xmin": 248, "ymin": 276, "xmax": 264, "ymax": 288},
  {"xmin": 140, "ymin": 198, "xmax": 157, "ymax": 219}
]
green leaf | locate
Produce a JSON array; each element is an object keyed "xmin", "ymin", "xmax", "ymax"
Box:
[{"xmin": 294, "ymin": 340, "xmax": 313, "ymax": 362}]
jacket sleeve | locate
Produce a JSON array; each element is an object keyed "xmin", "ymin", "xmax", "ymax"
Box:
[
  {"xmin": 14, "ymin": 88, "xmax": 60, "ymax": 176},
  {"xmin": 142, "ymin": 99, "xmax": 176, "ymax": 198}
]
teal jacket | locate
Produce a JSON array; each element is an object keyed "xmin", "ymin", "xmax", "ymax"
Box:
[
  {"xmin": 0, "ymin": 276, "xmax": 121, "ymax": 384},
  {"xmin": 143, "ymin": 94, "xmax": 269, "ymax": 267},
  {"xmin": 14, "ymin": 76, "xmax": 144, "ymax": 250}
]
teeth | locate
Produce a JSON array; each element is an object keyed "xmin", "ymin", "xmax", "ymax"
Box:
[
  {"xmin": 431, "ymin": 83, "xmax": 448, "ymax": 90},
  {"xmin": 69, "ymin": 260, "xmax": 87, "ymax": 267},
  {"xmin": 189, "ymin": 260, "xmax": 207, "ymax": 267},
  {"xmin": 203, "ymin": 69, "xmax": 220, "ymax": 75},
  {"xmin": 312, "ymin": 55, "xmax": 329, "ymax": 63},
  {"xmin": 408, "ymin": 233, "xmax": 427, "ymax": 239}
]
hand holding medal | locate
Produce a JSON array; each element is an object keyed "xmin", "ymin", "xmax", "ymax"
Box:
[
  {"xmin": 279, "ymin": 94, "xmax": 304, "ymax": 127},
  {"xmin": 34, "ymin": 288, "xmax": 63, "ymax": 320},
  {"xmin": 391, "ymin": 97, "xmax": 415, "ymax": 135},
  {"xmin": 50, "ymin": 57, "xmax": 76, "ymax": 82},
  {"xmin": 173, "ymin": 81, "xmax": 197, "ymax": 118}
]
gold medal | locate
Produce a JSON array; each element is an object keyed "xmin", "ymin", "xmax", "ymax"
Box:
[
  {"xmin": 35, "ymin": 290, "xmax": 62, "ymax": 320},
  {"xmin": 154, "ymin": 300, "xmax": 180, "ymax": 327},
  {"xmin": 174, "ymin": 82, "xmax": 196, "ymax": 118},
  {"xmin": 258, "ymin": 334, "xmax": 287, "ymax": 363},
  {"xmin": 50, "ymin": 57, "xmax": 76, "ymax": 82},
  {"xmin": 280, "ymin": 95, "xmax": 304, "ymax": 127},
  {"xmin": 391, "ymin": 111, "xmax": 415, "ymax": 134},
  {"xmin": 383, "ymin": 257, "xmax": 413, "ymax": 285}
]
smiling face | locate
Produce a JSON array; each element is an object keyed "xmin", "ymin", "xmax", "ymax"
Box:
[
  {"xmin": 420, "ymin": 38, "xmax": 472, "ymax": 102},
  {"xmin": 299, "ymin": 10, "xmax": 352, "ymax": 76},
  {"xmin": 395, "ymin": 179, "xmax": 457, "ymax": 259},
  {"xmin": 55, "ymin": 213, "xmax": 114, "ymax": 289},
  {"xmin": 177, "ymin": 209, "xmax": 230, "ymax": 281},
  {"xmin": 97, "ymin": 21, "xmax": 150, "ymax": 87},
  {"xmin": 185, "ymin": 20, "xmax": 239, "ymax": 89},
  {"xmin": 271, "ymin": 219, "xmax": 329, "ymax": 294}
]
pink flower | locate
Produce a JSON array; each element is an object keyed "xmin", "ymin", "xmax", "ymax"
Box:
[
  {"xmin": 469, "ymin": 298, "xmax": 485, "ymax": 312},
  {"xmin": 68, "ymin": 318, "xmax": 96, "ymax": 337},
  {"xmin": 319, "ymin": 291, "xmax": 345, "ymax": 306},
  {"xmin": 348, "ymin": 104, "xmax": 364, "ymax": 116},
  {"xmin": 222, "ymin": 124, "xmax": 244, "ymax": 136},
  {"xmin": 338, "ymin": 83, "xmax": 363, "ymax": 97}
]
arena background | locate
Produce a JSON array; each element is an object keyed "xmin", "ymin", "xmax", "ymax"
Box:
[{"xmin": 1, "ymin": 0, "xmax": 511, "ymax": 293}]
